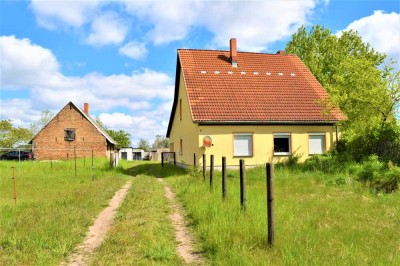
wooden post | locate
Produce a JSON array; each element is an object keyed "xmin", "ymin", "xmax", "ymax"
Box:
[
  {"xmin": 50, "ymin": 158, "xmax": 53, "ymax": 168},
  {"xmin": 202, "ymin": 154, "xmax": 206, "ymax": 180},
  {"xmin": 91, "ymin": 149, "xmax": 94, "ymax": 168},
  {"xmin": 12, "ymin": 167, "xmax": 16, "ymax": 205},
  {"xmin": 222, "ymin": 156, "xmax": 226, "ymax": 200},
  {"xmin": 239, "ymin": 159, "xmax": 246, "ymax": 210},
  {"xmin": 173, "ymin": 152, "xmax": 176, "ymax": 165},
  {"xmin": 161, "ymin": 152, "xmax": 164, "ymax": 167},
  {"xmin": 193, "ymin": 153, "xmax": 196, "ymax": 167},
  {"xmin": 210, "ymin": 155, "xmax": 214, "ymax": 189},
  {"xmin": 266, "ymin": 163, "xmax": 275, "ymax": 246},
  {"xmin": 74, "ymin": 146, "xmax": 77, "ymax": 177}
]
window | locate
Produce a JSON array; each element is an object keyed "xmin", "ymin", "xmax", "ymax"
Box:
[
  {"xmin": 233, "ymin": 133, "xmax": 253, "ymax": 157},
  {"xmin": 309, "ymin": 134, "xmax": 325, "ymax": 155},
  {"xmin": 64, "ymin": 128, "xmax": 76, "ymax": 141},
  {"xmin": 274, "ymin": 133, "xmax": 290, "ymax": 155},
  {"xmin": 180, "ymin": 138, "xmax": 183, "ymax": 155}
]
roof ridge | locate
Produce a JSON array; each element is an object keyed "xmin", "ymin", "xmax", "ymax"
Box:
[{"xmin": 178, "ymin": 48, "xmax": 294, "ymax": 56}]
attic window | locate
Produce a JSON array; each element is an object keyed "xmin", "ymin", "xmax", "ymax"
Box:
[
  {"xmin": 64, "ymin": 128, "xmax": 76, "ymax": 141},
  {"xmin": 201, "ymin": 70, "xmax": 206, "ymax": 74}
]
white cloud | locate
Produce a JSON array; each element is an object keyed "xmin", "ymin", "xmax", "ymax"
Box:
[
  {"xmin": 0, "ymin": 36, "xmax": 60, "ymax": 89},
  {"xmin": 119, "ymin": 41, "xmax": 148, "ymax": 59},
  {"xmin": 122, "ymin": 0, "xmax": 318, "ymax": 51},
  {"xmin": 339, "ymin": 10, "xmax": 400, "ymax": 59},
  {"xmin": 0, "ymin": 36, "xmax": 174, "ymax": 141},
  {"xmin": 86, "ymin": 12, "xmax": 128, "ymax": 46},
  {"xmin": 30, "ymin": 0, "xmax": 100, "ymax": 29}
]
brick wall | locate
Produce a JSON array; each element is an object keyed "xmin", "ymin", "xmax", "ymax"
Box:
[{"xmin": 32, "ymin": 103, "xmax": 113, "ymax": 160}]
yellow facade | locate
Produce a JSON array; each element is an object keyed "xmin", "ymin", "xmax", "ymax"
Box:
[{"xmin": 169, "ymin": 72, "xmax": 338, "ymax": 167}]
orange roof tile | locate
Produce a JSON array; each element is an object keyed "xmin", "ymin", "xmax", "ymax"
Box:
[{"xmin": 178, "ymin": 49, "xmax": 345, "ymax": 123}]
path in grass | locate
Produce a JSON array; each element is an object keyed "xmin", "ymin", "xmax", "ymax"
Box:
[
  {"xmin": 63, "ymin": 181, "xmax": 132, "ymax": 266},
  {"xmin": 157, "ymin": 178, "xmax": 204, "ymax": 265}
]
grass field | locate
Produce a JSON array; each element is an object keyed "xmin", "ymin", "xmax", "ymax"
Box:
[
  {"xmin": 1, "ymin": 160, "xmax": 399, "ymax": 265},
  {"xmin": 0, "ymin": 158, "xmax": 128, "ymax": 265},
  {"xmin": 161, "ymin": 164, "xmax": 400, "ymax": 265}
]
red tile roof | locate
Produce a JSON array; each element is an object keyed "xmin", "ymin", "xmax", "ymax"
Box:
[{"xmin": 178, "ymin": 49, "xmax": 345, "ymax": 123}]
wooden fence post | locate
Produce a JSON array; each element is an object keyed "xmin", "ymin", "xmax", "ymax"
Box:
[
  {"xmin": 210, "ymin": 155, "xmax": 214, "ymax": 189},
  {"xmin": 239, "ymin": 159, "xmax": 246, "ymax": 210},
  {"xmin": 74, "ymin": 146, "xmax": 77, "ymax": 177},
  {"xmin": 203, "ymin": 154, "xmax": 206, "ymax": 180},
  {"xmin": 12, "ymin": 167, "xmax": 16, "ymax": 205},
  {"xmin": 266, "ymin": 163, "xmax": 275, "ymax": 246},
  {"xmin": 193, "ymin": 153, "xmax": 196, "ymax": 167},
  {"xmin": 222, "ymin": 156, "xmax": 226, "ymax": 200},
  {"xmin": 161, "ymin": 152, "xmax": 164, "ymax": 167}
]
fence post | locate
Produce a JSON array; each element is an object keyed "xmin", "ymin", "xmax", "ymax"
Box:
[
  {"xmin": 266, "ymin": 163, "xmax": 275, "ymax": 246},
  {"xmin": 161, "ymin": 152, "xmax": 164, "ymax": 167},
  {"xmin": 193, "ymin": 153, "xmax": 196, "ymax": 167},
  {"xmin": 12, "ymin": 167, "xmax": 16, "ymax": 205},
  {"xmin": 210, "ymin": 155, "xmax": 214, "ymax": 189},
  {"xmin": 173, "ymin": 152, "xmax": 176, "ymax": 165},
  {"xmin": 74, "ymin": 146, "xmax": 77, "ymax": 177},
  {"xmin": 222, "ymin": 156, "xmax": 226, "ymax": 200},
  {"xmin": 202, "ymin": 154, "xmax": 206, "ymax": 180},
  {"xmin": 239, "ymin": 159, "xmax": 246, "ymax": 210}
]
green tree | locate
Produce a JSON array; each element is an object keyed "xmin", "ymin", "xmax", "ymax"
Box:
[
  {"xmin": 137, "ymin": 138, "xmax": 150, "ymax": 151},
  {"xmin": 0, "ymin": 120, "xmax": 33, "ymax": 148},
  {"xmin": 152, "ymin": 135, "xmax": 169, "ymax": 149},
  {"xmin": 95, "ymin": 117, "xmax": 131, "ymax": 149},
  {"xmin": 30, "ymin": 109, "xmax": 54, "ymax": 135},
  {"xmin": 286, "ymin": 25, "xmax": 391, "ymax": 137},
  {"xmin": 106, "ymin": 130, "xmax": 131, "ymax": 149}
]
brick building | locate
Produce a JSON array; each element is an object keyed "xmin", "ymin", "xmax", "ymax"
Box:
[{"xmin": 30, "ymin": 102, "xmax": 116, "ymax": 160}]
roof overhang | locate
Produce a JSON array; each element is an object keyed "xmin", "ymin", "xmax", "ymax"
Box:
[{"xmin": 197, "ymin": 120, "xmax": 339, "ymax": 126}]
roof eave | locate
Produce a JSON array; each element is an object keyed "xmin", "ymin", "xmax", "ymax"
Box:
[{"xmin": 197, "ymin": 120, "xmax": 341, "ymax": 126}]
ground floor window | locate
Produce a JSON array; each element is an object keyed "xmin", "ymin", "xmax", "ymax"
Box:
[
  {"xmin": 309, "ymin": 134, "xmax": 325, "ymax": 155},
  {"xmin": 233, "ymin": 133, "xmax": 253, "ymax": 157},
  {"xmin": 274, "ymin": 133, "xmax": 291, "ymax": 155},
  {"xmin": 64, "ymin": 128, "xmax": 75, "ymax": 141}
]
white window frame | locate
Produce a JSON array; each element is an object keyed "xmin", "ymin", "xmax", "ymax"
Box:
[
  {"xmin": 273, "ymin": 133, "xmax": 291, "ymax": 156},
  {"xmin": 309, "ymin": 133, "xmax": 325, "ymax": 155},
  {"xmin": 233, "ymin": 133, "xmax": 253, "ymax": 157}
]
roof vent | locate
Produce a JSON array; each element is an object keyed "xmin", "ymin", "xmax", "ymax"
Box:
[
  {"xmin": 230, "ymin": 38, "xmax": 238, "ymax": 67},
  {"xmin": 276, "ymin": 50, "xmax": 286, "ymax": 55}
]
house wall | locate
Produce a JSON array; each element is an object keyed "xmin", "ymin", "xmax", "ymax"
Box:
[
  {"xmin": 198, "ymin": 124, "xmax": 337, "ymax": 167},
  {"xmin": 32, "ymin": 103, "xmax": 111, "ymax": 160},
  {"xmin": 169, "ymin": 71, "xmax": 202, "ymax": 166}
]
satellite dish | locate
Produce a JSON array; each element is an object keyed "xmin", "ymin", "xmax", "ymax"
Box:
[{"xmin": 203, "ymin": 136, "xmax": 212, "ymax": 148}]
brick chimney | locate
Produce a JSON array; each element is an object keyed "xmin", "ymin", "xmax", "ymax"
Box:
[
  {"xmin": 230, "ymin": 38, "xmax": 238, "ymax": 67},
  {"xmin": 84, "ymin": 103, "xmax": 89, "ymax": 115}
]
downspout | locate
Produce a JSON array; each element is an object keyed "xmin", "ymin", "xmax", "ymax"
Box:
[{"xmin": 335, "ymin": 124, "xmax": 339, "ymax": 151}]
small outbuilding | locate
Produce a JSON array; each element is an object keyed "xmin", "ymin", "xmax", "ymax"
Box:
[{"xmin": 119, "ymin": 148, "xmax": 145, "ymax": 160}]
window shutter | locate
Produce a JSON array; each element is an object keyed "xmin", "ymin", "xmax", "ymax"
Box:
[
  {"xmin": 234, "ymin": 134, "xmax": 252, "ymax": 156},
  {"xmin": 309, "ymin": 135, "xmax": 324, "ymax": 154}
]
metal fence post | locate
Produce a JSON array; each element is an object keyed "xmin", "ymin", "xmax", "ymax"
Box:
[{"xmin": 266, "ymin": 163, "xmax": 275, "ymax": 246}]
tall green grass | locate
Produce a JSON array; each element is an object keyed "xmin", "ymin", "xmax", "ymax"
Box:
[
  {"xmin": 0, "ymin": 158, "xmax": 128, "ymax": 265},
  {"xmin": 165, "ymin": 165, "xmax": 400, "ymax": 265}
]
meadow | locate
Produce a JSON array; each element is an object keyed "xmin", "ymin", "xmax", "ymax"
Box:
[
  {"xmin": 0, "ymin": 158, "xmax": 128, "ymax": 265},
  {"xmin": 1, "ymin": 160, "xmax": 399, "ymax": 265}
]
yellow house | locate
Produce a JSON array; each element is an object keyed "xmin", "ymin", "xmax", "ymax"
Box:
[{"xmin": 166, "ymin": 38, "xmax": 346, "ymax": 167}]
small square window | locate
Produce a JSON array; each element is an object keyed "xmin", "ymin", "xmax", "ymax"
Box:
[
  {"xmin": 309, "ymin": 134, "xmax": 325, "ymax": 155},
  {"xmin": 274, "ymin": 134, "xmax": 290, "ymax": 155},
  {"xmin": 64, "ymin": 129, "xmax": 76, "ymax": 141},
  {"xmin": 233, "ymin": 133, "xmax": 253, "ymax": 157}
]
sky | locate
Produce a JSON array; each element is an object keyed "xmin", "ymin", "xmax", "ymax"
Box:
[{"xmin": 1, "ymin": 0, "xmax": 399, "ymax": 146}]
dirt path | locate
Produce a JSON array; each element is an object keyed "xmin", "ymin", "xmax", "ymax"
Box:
[
  {"xmin": 62, "ymin": 181, "xmax": 133, "ymax": 266},
  {"xmin": 158, "ymin": 178, "xmax": 204, "ymax": 265}
]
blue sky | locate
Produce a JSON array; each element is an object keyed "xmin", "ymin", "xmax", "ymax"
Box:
[{"xmin": 1, "ymin": 0, "xmax": 399, "ymax": 145}]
